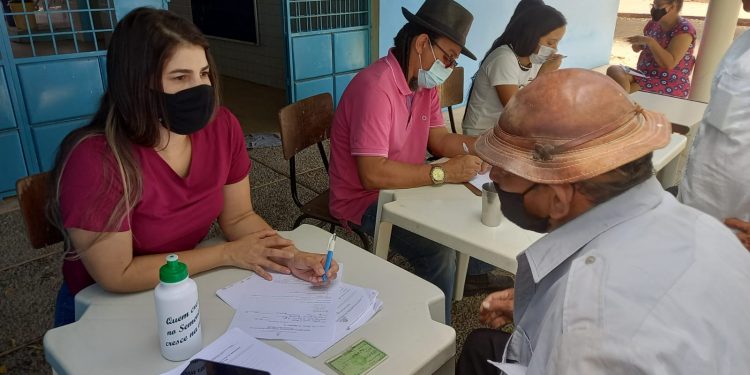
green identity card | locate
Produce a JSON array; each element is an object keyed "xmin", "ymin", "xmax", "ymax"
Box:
[{"xmin": 326, "ymin": 339, "xmax": 388, "ymax": 375}]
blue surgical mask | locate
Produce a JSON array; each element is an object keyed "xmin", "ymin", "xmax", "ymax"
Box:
[{"xmin": 417, "ymin": 40, "xmax": 453, "ymax": 89}]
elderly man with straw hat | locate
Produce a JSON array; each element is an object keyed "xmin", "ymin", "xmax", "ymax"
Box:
[{"xmin": 456, "ymin": 69, "xmax": 750, "ymax": 375}]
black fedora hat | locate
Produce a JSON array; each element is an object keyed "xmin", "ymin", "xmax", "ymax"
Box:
[{"xmin": 402, "ymin": 0, "xmax": 477, "ymax": 60}]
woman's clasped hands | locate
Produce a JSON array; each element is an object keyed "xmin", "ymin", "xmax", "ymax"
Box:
[{"xmin": 224, "ymin": 229, "xmax": 339, "ymax": 285}]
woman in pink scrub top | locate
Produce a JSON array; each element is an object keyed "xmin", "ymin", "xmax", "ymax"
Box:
[{"xmin": 49, "ymin": 8, "xmax": 338, "ymax": 326}]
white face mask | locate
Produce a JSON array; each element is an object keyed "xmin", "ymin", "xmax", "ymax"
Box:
[
  {"xmin": 417, "ymin": 40, "xmax": 453, "ymax": 89},
  {"xmin": 530, "ymin": 44, "xmax": 557, "ymax": 65}
]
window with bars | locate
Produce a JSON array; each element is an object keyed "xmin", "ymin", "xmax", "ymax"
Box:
[
  {"xmin": 3, "ymin": 0, "xmax": 115, "ymax": 58},
  {"xmin": 289, "ymin": 0, "xmax": 368, "ymax": 34}
]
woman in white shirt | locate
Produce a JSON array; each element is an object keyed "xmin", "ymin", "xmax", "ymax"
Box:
[{"xmin": 463, "ymin": 4, "xmax": 566, "ymax": 136}]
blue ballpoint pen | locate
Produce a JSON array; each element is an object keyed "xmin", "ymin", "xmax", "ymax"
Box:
[{"xmin": 323, "ymin": 233, "xmax": 336, "ymax": 282}]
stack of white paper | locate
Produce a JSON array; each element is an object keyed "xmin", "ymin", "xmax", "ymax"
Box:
[
  {"xmin": 216, "ymin": 267, "xmax": 383, "ymax": 357},
  {"xmin": 221, "ymin": 272, "xmax": 339, "ymax": 342},
  {"xmin": 161, "ymin": 328, "xmax": 324, "ymax": 375},
  {"xmin": 289, "ymin": 283, "xmax": 382, "ymax": 357}
]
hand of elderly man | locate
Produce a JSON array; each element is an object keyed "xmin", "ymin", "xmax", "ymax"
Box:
[
  {"xmin": 442, "ymin": 154, "xmax": 482, "ymax": 183},
  {"xmin": 725, "ymin": 218, "xmax": 750, "ymax": 251},
  {"xmin": 479, "ymin": 288, "xmax": 515, "ymax": 329}
]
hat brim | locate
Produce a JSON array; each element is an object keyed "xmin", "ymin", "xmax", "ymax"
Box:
[
  {"xmin": 402, "ymin": 7, "xmax": 477, "ymax": 60},
  {"xmin": 474, "ymin": 109, "xmax": 672, "ymax": 184}
]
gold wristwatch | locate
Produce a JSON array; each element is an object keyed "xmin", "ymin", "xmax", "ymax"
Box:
[{"xmin": 430, "ymin": 165, "xmax": 445, "ymax": 185}]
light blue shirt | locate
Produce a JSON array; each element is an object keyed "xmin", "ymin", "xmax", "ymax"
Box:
[{"xmin": 497, "ymin": 177, "xmax": 750, "ymax": 375}]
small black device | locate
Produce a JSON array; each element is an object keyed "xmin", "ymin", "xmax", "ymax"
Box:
[{"xmin": 179, "ymin": 359, "xmax": 271, "ymax": 375}]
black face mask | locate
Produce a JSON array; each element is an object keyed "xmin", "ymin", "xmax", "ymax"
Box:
[
  {"xmin": 159, "ymin": 84, "xmax": 215, "ymax": 135},
  {"xmin": 650, "ymin": 6, "xmax": 668, "ymax": 21},
  {"xmin": 495, "ymin": 183, "xmax": 550, "ymax": 233}
]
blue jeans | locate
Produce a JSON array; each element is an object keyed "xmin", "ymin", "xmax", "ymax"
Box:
[
  {"xmin": 54, "ymin": 281, "xmax": 75, "ymax": 327},
  {"xmin": 360, "ymin": 202, "xmax": 496, "ymax": 324}
]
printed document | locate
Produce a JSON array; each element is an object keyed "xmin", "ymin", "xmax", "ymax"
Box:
[
  {"xmin": 217, "ymin": 266, "xmax": 383, "ymax": 356},
  {"xmin": 161, "ymin": 328, "xmax": 323, "ymax": 375},
  {"xmin": 221, "ymin": 273, "xmax": 339, "ymax": 341},
  {"xmin": 289, "ymin": 284, "xmax": 382, "ymax": 357}
]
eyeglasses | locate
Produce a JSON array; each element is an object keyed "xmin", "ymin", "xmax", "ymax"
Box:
[{"xmin": 431, "ymin": 40, "xmax": 458, "ymax": 68}]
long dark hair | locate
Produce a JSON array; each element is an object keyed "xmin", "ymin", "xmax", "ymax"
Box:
[
  {"xmin": 509, "ymin": 0, "xmax": 546, "ymax": 27},
  {"xmin": 48, "ymin": 7, "xmax": 220, "ymax": 253},
  {"xmin": 489, "ymin": 4, "xmax": 566, "ymax": 59},
  {"xmin": 465, "ymin": 3, "xmax": 565, "ymax": 118},
  {"xmin": 392, "ymin": 22, "xmax": 440, "ymax": 82}
]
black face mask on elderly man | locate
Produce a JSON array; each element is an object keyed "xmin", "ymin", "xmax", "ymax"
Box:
[
  {"xmin": 159, "ymin": 84, "xmax": 215, "ymax": 135},
  {"xmin": 494, "ymin": 183, "xmax": 550, "ymax": 233}
]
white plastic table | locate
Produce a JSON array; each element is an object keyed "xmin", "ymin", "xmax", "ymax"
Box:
[
  {"xmin": 373, "ymin": 135, "xmax": 687, "ymax": 302},
  {"xmin": 374, "ymin": 183, "xmax": 544, "ymax": 302},
  {"xmin": 630, "ymin": 91, "xmax": 706, "ymax": 187},
  {"xmin": 44, "ymin": 225, "xmax": 456, "ymax": 375},
  {"xmin": 630, "ymin": 91, "xmax": 706, "ymax": 133},
  {"xmin": 653, "ymin": 133, "xmax": 688, "ymax": 186}
]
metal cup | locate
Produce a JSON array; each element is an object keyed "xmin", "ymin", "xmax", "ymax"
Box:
[{"xmin": 481, "ymin": 182, "xmax": 501, "ymax": 227}]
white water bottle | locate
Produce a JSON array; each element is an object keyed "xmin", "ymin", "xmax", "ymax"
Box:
[{"xmin": 154, "ymin": 254, "xmax": 202, "ymax": 361}]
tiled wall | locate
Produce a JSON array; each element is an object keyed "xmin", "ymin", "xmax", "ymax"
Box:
[{"xmin": 169, "ymin": 0, "xmax": 286, "ymax": 89}]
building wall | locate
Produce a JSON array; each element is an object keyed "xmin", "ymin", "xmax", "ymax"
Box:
[
  {"xmin": 169, "ymin": 0, "xmax": 286, "ymax": 89},
  {"xmin": 379, "ymin": 0, "xmax": 619, "ymax": 107}
]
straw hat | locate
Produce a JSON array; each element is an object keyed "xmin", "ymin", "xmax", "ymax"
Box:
[
  {"xmin": 402, "ymin": 0, "xmax": 477, "ymax": 60},
  {"xmin": 475, "ymin": 69, "xmax": 671, "ymax": 184}
]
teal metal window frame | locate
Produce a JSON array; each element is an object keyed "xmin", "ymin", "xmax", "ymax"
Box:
[{"xmin": 4, "ymin": 0, "xmax": 115, "ymax": 58}]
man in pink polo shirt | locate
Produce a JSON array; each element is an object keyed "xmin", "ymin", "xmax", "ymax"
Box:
[{"xmin": 329, "ymin": 0, "xmax": 492, "ymax": 323}]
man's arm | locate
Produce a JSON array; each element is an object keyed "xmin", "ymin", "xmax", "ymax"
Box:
[
  {"xmin": 427, "ymin": 126, "xmax": 480, "ymax": 157},
  {"xmin": 355, "ymin": 157, "xmax": 433, "ymax": 190},
  {"xmin": 356, "ymin": 155, "xmax": 481, "ymax": 190},
  {"xmin": 350, "ymin": 85, "xmax": 481, "ymax": 190}
]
